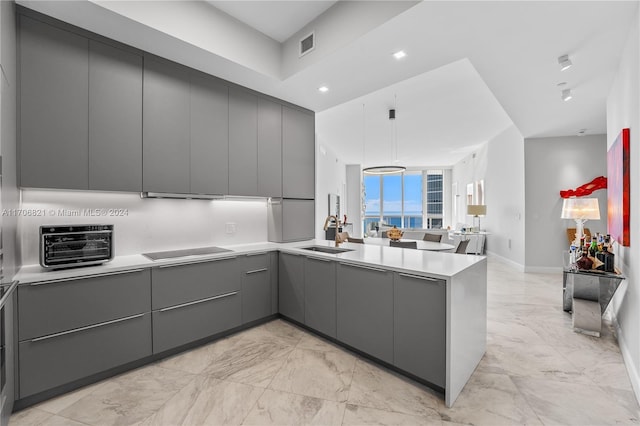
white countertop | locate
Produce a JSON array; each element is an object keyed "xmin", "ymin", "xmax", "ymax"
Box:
[{"xmin": 16, "ymin": 239, "xmax": 485, "ymax": 284}]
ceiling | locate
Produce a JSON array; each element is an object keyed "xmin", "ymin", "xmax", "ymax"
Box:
[
  {"xmin": 205, "ymin": 1, "xmax": 337, "ymax": 42},
  {"xmin": 22, "ymin": 1, "xmax": 638, "ymax": 168}
]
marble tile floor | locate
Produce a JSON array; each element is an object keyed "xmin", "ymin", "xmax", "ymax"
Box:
[{"xmin": 10, "ymin": 257, "xmax": 640, "ymax": 426}]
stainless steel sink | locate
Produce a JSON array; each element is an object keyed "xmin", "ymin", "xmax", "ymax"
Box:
[{"xmin": 301, "ymin": 246, "xmax": 354, "ymax": 254}]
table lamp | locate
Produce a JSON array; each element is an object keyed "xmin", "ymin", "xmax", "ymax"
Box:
[
  {"xmin": 467, "ymin": 205, "xmax": 486, "ymax": 231},
  {"xmin": 561, "ymin": 198, "xmax": 600, "ymax": 246}
]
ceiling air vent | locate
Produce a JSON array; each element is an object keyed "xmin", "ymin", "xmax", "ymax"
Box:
[{"xmin": 299, "ymin": 32, "xmax": 315, "ymax": 57}]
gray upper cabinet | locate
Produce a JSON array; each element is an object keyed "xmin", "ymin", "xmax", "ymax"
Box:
[
  {"xmin": 282, "ymin": 106, "xmax": 315, "ymax": 199},
  {"xmin": 268, "ymin": 199, "xmax": 315, "ymax": 243},
  {"xmin": 304, "ymin": 257, "xmax": 337, "ymax": 338},
  {"xmin": 190, "ymin": 73, "xmax": 229, "ymax": 195},
  {"xmin": 19, "ymin": 15, "xmax": 89, "ymax": 189},
  {"xmin": 143, "ymin": 58, "xmax": 191, "ymax": 194},
  {"xmin": 257, "ymin": 98, "xmax": 282, "ymax": 198},
  {"xmin": 337, "ymin": 262, "xmax": 394, "ymax": 364},
  {"xmin": 229, "ymin": 88, "xmax": 258, "ymax": 196},
  {"xmin": 394, "ymin": 273, "xmax": 446, "ymax": 388},
  {"xmin": 278, "ymin": 253, "xmax": 305, "ymax": 323},
  {"xmin": 89, "ymin": 40, "xmax": 143, "ymax": 192}
]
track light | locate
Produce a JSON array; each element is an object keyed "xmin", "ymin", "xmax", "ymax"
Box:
[
  {"xmin": 558, "ymin": 54, "xmax": 572, "ymax": 71},
  {"xmin": 562, "ymin": 89, "xmax": 573, "ymax": 101}
]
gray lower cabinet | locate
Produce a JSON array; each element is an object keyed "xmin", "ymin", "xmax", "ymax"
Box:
[
  {"xmin": 393, "ymin": 273, "xmax": 446, "ymax": 387},
  {"xmin": 190, "ymin": 73, "xmax": 229, "ymax": 195},
  {"xmin": 337, "ymin": 262, "xmax": 394, "ymax": 364},
  {"xmin": 278, "ymin": 253, "xmax": 304, "ymax": 323},
  {"xmin": 18, "ymin": 269, "xmax": 151, "ymax": 341},
  {"xmin": 270, "ymin": 252, "xmax": 279, "ymax": 314},
  {"xmin": 19, "ymin": 15, "xmax": 89, "ymax": 190},
  {"xmin": 241, "ymin": 253, "xmax": 272, "ymax": 324},
  {"xmin": 19, "ymin": 313, "xmax": 151, "ymax": 398},
  {"xmin": 282, "ymin": 106, "xmax": 315, "ymax": 199},
  {"xmin": 152, "ymin": 292, "xmax": 241, "ymax": 354},
  {"xmin": 151, "ymin": 257, "xmax": 239, "ymax": 310},
  {"xmin": 258, "ymin": 98, "xmax": 282, "ymax": 198},
  {"xmin": 88, "ymin": 40, "xmax": 143, "ymax": 192},
  {"xmin": 229, "ymin": 88, "xmax": 258, "ymax": 196},
  {"xmin": 143, "ymin": 57, "xmax": 191, "ymax": 193},
  {"xmin": 304, "ymin": 257, "xmax": 336, "ymax": 338},
  {"xmin": 151, "ymin": 257, "xmax": 241, "ymax": 353}
]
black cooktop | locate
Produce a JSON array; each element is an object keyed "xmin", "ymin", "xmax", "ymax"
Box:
[{"xmin": 142, "ymin": 246, "xmax": 233, "ymax": 261}]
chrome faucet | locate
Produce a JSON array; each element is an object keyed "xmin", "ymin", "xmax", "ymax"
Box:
[{"xmin": 323, "ymin": 215, "xmax": 341, "ymax": 247}]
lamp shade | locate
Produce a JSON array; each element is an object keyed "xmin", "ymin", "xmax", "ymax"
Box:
[
  {"xmin": 561, "ymin": 198, "xmax": 600, "ymax": 220},
  {"xmin": 467, "ymin": 205, "xmax": 487, "ymax": 216}
]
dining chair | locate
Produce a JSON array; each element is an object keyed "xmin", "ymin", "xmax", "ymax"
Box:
[
  {"xmin": 390, "ymin": 240, "xmax": 417, "ymax": 249},
  {"xmin": 455, "ymin": 239, "xmax": 471, "ymax": 254},
  {"xmin": 423, "ymin": 233, "xmax": 442, "ymax": 242}
]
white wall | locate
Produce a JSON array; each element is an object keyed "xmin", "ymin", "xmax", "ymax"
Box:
[
  {"xmin": 345, "ymin": 164, "xmax": 362, "ymax": 238},
  {"xmin": 524, "ymin": 135, "xmax": 607, "ymax": 271},
  {"xmin": 19, "ymin": 190, "xmax": 268, "ymax": 265},
  {"xmin": 607, "ymin": 5, "xmax": 640, "ymax": 405},
  {"xmin": 452, "ymin": 125, "xmax": 525, "ymax": 267},
  {"xmin": 315, "ymin": 143, "xmax": 346, "ymax": 240}
]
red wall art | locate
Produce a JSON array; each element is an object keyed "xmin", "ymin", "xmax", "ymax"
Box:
[{"xmin": 607, "ymin": 128, "xmax": 630, "ymax": 246}]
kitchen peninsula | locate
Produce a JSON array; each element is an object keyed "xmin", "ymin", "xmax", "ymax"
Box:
[{"xmin": 15, "ymin": 240, "xmax": 486, "ymax": 409}]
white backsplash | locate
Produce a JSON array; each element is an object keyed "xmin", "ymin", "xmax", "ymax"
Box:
[{"xmin": 18, "ymin": 189, "xmax": 268, "ymax": 265}]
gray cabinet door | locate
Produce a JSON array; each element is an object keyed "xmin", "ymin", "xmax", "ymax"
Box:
[
  {"xmin": 18, "ymin": 269, "xmax": 151, "ymax": 341},
  {"xmin": 282, "ymin": 106, "xmax": 315, "ymax": 199},
  {"xmin": 337, "ymin": 263, "xmax": 394, "ymax": 364},
  {"xmin": 228, "ymin": 88, "xmax": 258, "ymax": 196},
  {"xmin": 241, "ymin": 253, "xmax": 271, "ymax": 324},
  {"xmin": 151, "ymin": 257, "xmax": 239, "ymax": 310},
  {"xmin": 190, "ymin": 73, "xmax": 229, "ymax": 195},
  {"xmin": 89, "ymin": 40, "xmax": 143, "ymax": 192},
  {"xmin": 278, "ymin": 253, "xmax": 304, "ymax": 323},
  {"xmin": 283, "ymin": 199, "xmax": 315, "ymax": 242},
  {"xmin": 152, "ymin": 291, "xmax": 241, "ymax": 354},
  {"xmin": 394, "ymin": 273, "xmax": 446, "ymax": 387},
  {"xmin": 143, "ymin": 58, "xmax": 190, "ymax": 193},
  {"xmin": 19, "ymin": 16, "xmax": 89, "ymax": 190},
  {"xmin": 270, "ymin": 252, "xmax": 279, "ymax": 314},
  {"xmin": 257, "ymin": 98, "xmax": 282, "ymax": 197},
  {"xmin": 304, "ymin": 257, "xmax": 336, "ymax": 338},
  {"xmin": 19, "ymin": 313, "xmax": 151, "ymax": 398}
]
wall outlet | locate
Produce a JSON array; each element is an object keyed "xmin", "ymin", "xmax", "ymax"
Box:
[{"xmin": 225, "ymin": 222, "xmax": 237, "ymax": 234}]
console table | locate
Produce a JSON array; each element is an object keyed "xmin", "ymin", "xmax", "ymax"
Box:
[{"xmin": 562, "ymin": 268, "xmax": 625, "ymax": 336}]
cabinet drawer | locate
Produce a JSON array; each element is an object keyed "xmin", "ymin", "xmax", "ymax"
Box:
[
  {"xmin": 18, "ymin": 269, "xmax": 151, "ymax": 341},
  {"xmin": 152, "ymin": 291, "xmax": 241, "ymax": 353},
  {"xmin": 242, "ymin": 253, "xmax": 269, "ymax": 271},
  {"xmin": 19, "ymin": 313, "xmax": 151, "ymax": 398},
  {"xmin": 152, "ymin": 257, "xmax": 239, "ymax": 310}
]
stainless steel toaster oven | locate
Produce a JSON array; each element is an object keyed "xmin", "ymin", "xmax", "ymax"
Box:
[{"xmin": 40, "ymin": 225, "xmax": 114, "ymax": 269}]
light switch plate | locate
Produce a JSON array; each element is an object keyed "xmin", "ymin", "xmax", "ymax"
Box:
[{"xmin": 225, "ymin": 222, "xmax": 237, "ymax": 234}]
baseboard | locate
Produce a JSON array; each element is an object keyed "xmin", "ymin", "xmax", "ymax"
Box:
[
  {"xmin": 612, "ymin": 315, "xmax": 640, "ymax": 406},
  {"xmin": 523, "ymin": 265, "xmax": 563, "ymax": 274},
  {"xmin": 485, "ymin": 251, "xmax": 524, "ymax": 271}
]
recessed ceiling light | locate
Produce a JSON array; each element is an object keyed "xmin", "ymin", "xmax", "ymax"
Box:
[
  {"xmin": 393, "ymin": 50, "xmax": 407, "ymax": 60},
  {"xmin": 318, "ymin": 86, "xmax": 329, "ymax": 93},
  {"xmin": 558, "ymin": 54, "xmax": 573, "ymax": 71},
  {"xmin": 562, "ymin": 89, "xmax": 573, "ymax": 101}
]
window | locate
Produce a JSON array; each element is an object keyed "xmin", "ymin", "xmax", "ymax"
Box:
[{"xmin": 363, "ymin": 170, "xmax": 442, "ymax": 231}]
